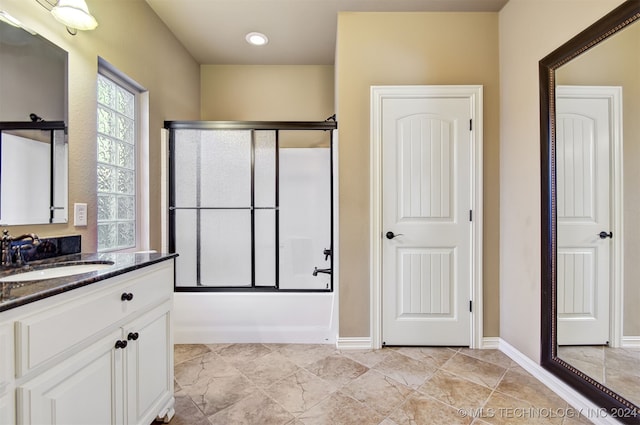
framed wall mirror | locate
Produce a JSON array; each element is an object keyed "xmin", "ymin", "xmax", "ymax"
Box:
[
  {"xmin": 0, "ymin": 122, "xmax": 67, "ymax": 225},
  {"xmin": 0, "ymin": 16, "xmax": 68, "ymax": 225},
  {"xmin": 541, "ymin": 1, "xmax": 640, "ymax": 422}
]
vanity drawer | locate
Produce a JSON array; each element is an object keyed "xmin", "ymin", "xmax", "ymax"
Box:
[{"xmin": 15, "ymin": 262, "xmax": 173, "ymax": 377}]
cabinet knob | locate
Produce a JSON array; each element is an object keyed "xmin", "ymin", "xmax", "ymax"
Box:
[
  {"xmin": 115, "ymin": 340, "xmax": 128, "ymax": 349},
  {"xmin": 120, "ymin": 292, "xmax": 134, "ymax": 301},
  {"xmin": 127, "ymin": 332, "xmax": 139, "ymax": 341}
]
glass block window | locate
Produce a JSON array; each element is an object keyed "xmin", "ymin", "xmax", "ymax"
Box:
[{"xmin": 97, "ymin": 74, "xmax": 136, "ymax": 251}]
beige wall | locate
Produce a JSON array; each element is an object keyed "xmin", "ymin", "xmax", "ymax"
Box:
[
  {"xmin": 201, "ymin": 65, "xmax": 334, "ymax": 121},
  {"xmin": 335, "ymin": 12, "xmax": 501, "ymax": 338},
  {"xmin": 0, "ymin": 0, "xmax": 200, "ymax": 251},
  {"xmin": 498, "ymin": 0, "xmax": 625, "ymax": 362}
]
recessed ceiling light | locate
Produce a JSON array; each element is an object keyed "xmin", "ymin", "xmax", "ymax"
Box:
[{"xmin": 245, "ymin": 32, "xmax": 269, "ymax": 46}]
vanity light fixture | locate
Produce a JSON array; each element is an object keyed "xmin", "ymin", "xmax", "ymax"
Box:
[
  {"xmin": 36, "ymin": 0, "xmax": 98, "ymax": 35},
  {"xmin": 51, "ymin": 0, "xmax": 98, "ymax": 31},
  {"xmin": 245, "ymin": 31, "xmax": 269, "ymax": 46}
]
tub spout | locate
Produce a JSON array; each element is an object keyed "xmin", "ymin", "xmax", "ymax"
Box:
[{"xmin": 312, "ymin": 267, "xmax": 332, "ymax": 277}]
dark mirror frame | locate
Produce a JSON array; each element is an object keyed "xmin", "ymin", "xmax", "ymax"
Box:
[{"xmin": 540, "ymin": 1, "xmax": 640, "ymax": 423}]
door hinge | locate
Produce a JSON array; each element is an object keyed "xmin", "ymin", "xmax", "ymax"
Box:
[
  {"xmin": 469, "ymin": 119, "xmax": 472, "ymax": 131},
  {"xmin": 469, "ymin": 300, "xmax": 472, "ymax": 312},
  {"xmin": 469, "ymin": 210, "xmax": 473, "ymax": 222}
]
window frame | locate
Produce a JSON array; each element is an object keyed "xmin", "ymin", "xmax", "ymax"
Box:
[{"xmin": 97, "ymin": 58, "xmax": 149, "ymax": 253}]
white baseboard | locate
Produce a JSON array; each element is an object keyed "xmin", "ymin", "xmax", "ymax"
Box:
[
  {"xmin": 336, "ymin": 337, "xmax": 373, "ymax": 350},
  {"xmin": 498, "ymin": 338, "xmax": 623, "ymax": 425},
  {"xmin": 481, "ymin": 336, "xmax": 500, "ymax": 349},
  {"xmin": 622, "ymin": 336, "xmax": 640, "ymax": 348}
]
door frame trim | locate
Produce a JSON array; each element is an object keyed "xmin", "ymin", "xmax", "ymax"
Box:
[
  {"xmin": 557, "ymin": 85, "xmax": 623, "ymax": 348},
  {"xmin": 369, "ymin": 85, "xmax": 484, "ymax": 349}
]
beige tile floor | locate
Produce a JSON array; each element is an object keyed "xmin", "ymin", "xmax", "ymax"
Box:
[
  {"xmin": 166, "ymin": 344, "xmax": 594, "ymax": 425},
  {"xmin": 558, "ymin": 345, "xmax": 640, "ymax": 407}
]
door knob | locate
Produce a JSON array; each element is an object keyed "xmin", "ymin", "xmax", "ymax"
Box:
[
  {"xmin": 386, "ymin": 231, "xmax": 403, "ymax": 240},
  {"xmin": 598, "ymin": 231, "xmax": 613, "ymax": 239}
]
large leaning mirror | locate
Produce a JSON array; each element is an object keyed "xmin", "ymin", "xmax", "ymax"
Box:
[
  {"xmin": 541, "ymin": 1, "xmax": 640, "ymax": 422},
  {"xmin": 0, "ymin": 15, "xmax": 68, "ymax": 224}
]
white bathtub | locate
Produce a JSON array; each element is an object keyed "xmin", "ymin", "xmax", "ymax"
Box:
[
  {"xmin": 165, "ymin": 132, "xmax": 340, "ymax": 346},
  {"xmin": 172, "ymin": 291, "xmax": 338, "ymax": 344}
]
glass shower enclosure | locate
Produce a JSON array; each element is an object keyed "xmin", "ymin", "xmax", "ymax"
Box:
[{"xmin": 166, "ymin": 121, "xmax": 336, "ymax": 292}]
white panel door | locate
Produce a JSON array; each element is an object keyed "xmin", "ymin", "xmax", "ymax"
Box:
[
  {"xmin": 556, "ymin": 87, "xmax": 616, "ymax": 345},
  {"xmin": 382, "ymin": 95, "xmax": 472, "ymax": 346}
]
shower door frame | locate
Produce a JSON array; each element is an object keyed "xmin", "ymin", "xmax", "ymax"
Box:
[{"xmin": 165, "ymin": 120, "xmax": 337, "ymax": 293}]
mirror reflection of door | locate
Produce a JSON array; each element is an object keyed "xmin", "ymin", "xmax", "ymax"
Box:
[{"xmin": 556, "ymin": 85, "xmax": 622, "ymax": 346}]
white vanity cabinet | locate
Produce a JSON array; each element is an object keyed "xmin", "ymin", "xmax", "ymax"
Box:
[
  {"xmin": 1, "ymin": 259, "xmax": 175, "ymax": 425},
  {"xmin": 0, "ymin": 322, "xmax": 15, "ymax": 425}
]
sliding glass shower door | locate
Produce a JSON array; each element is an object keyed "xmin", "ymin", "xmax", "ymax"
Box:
[{"xmin": 168, "ymin": 121, "xmax": 335, "ymax": 292}]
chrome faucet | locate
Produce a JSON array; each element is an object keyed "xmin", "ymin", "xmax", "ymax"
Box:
[{"xmin": 1, "ymin": 229, "xmax": 40, "ymax": 267}]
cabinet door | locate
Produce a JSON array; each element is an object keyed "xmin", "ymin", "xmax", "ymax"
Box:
[
  {"xmin": 0, "ymin": 322, "xmax": 14, "ymax": 424},
  {"xmin": 125, "ymin": 302, "xmax": 174, "ymax": 425},
  {"xmin": 0, "ymin": 390, "xmax": 14, "ymax": 425},
  {"xmin": 17, "ymin": 330, "xmax": 125, "ymax": 425}
]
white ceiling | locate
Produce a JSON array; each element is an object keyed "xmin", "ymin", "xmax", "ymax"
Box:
[{"xmin": 145, "ymin": 0, "xmax": 508, "ymax": 65}]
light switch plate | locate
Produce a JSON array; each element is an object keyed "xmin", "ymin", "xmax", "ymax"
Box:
[{"xmin": 74, "ymin": 203, "xmax": 87, "ymax": 227}]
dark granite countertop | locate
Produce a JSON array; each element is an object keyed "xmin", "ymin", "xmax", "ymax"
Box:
[{"xmin": 0, "ymin": 252, "xmax": 178, "ymax": 313}]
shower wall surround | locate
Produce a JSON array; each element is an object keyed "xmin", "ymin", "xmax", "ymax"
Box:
[
  {"xmin": 167, "ymin": 122, "xmax": 335, "ymax": 292},
  {"xmin": 279, "ymin": 148, "xmax": 331, "ymax": 290}
]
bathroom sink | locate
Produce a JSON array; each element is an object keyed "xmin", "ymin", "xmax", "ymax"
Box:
[{"xmin": 0, "ymin": 261, "xmax": 115, "ymax": 282}]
